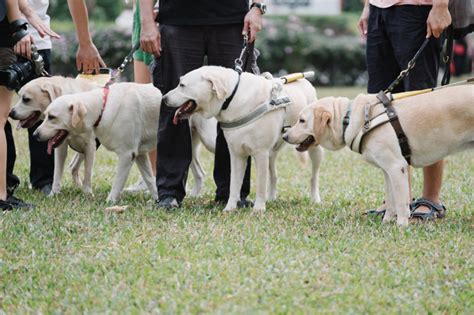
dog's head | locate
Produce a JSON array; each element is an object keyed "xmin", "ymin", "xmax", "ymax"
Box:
[
  {"xmin": 283, "ymin": 97, "xmax": 344, "ymax": 151},
  {"xmin": 163, "ymin": 66, "xmax": 238, "ymax": 123},
  {"xmin": 9, "ymin": 77, "xmax": 63, "ymax": 129},
  {"xmin": 33, "ymin": 95, "xmax": 87, "ymax": 154}
]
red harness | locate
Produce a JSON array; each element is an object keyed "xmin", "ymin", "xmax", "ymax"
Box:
[{"xmin": 94, "ymin": 85, "xmax": 110, "ymax": 127}]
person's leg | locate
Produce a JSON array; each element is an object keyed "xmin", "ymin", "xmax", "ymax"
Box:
[
  {"xmin": 154, "ymin": 25, "xmax": 206, "ymax": 205},
  {"xmin": 0, "ymin": 86, "xmax": 13, "ymax": 202},
  {"xmin": 389, "ymin": 5, "xmax": 444, "ymax": 215},
  {"xmin": 206, "ymin": 24, "xmax": 252, "ymax": 203},
  {"xmin": 365, "ymin": 5, "xmax": 405, "ymax": 214},
  {"xmin": 133, "ymin": 59, "xmax": 156, "ymax": 175},
  {"xmin": 27, "ymin": 49, "xmax": 54, "ymax": 192}
]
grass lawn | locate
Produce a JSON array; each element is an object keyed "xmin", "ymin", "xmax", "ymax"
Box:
[{"xmin": 1, "ymin": 86, "xmax": 473, "ymax": 313}]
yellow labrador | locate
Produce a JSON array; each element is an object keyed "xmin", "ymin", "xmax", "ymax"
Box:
[
  {"xmin": 164, "ymin": 66, "xmax": 324, "ymax": 213},
  {"xmin": 33, "ymin": 82, "xmax": 162, "ymax": 202},
  {"xmin": 283, "ymin": 85, "xmax": 474, "ymax": 226},
  {"xmin": 9, "ymin": 76, "xmax": 98, "ymax": 194}
]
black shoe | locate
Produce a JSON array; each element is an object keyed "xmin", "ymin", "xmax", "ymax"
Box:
[
  {"xmin": 156, "ymin": 195, "xmax": 180, "ymax": 210},
  {"xmin": 6, "ymin": 195, "xmax": 34, "ymax": 210},
  {"xmin": 36, "ymin": 184, "xmax": 52, "ymax": 196},
  {"xmin": 0, "ymin": 199, "xmax": 13, "ymax": 211}
]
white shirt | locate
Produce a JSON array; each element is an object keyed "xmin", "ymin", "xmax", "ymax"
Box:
[{"xmin": 26, "ymin": 0, "xmax": 51, "ymax": 50}]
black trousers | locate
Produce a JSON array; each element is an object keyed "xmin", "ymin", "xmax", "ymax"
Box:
[
  {"xmin": 6, "ymin": 49, "xmax": 54, "ymax": 193},
  {"xmin": 153, "ymin": 24, "xmax": 251, "ymax": 202},
  {"xmin": 366, "ymin": 5, "xmax": 441, "ymax": 93}
]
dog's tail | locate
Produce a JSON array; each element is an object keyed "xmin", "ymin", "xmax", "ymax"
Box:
[{"xmin": 294, "ymin": 150, "xmax": 309, "ymax": 166}]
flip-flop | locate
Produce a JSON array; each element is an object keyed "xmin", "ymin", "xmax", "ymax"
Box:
[{"xmin": 410, "ymin": 198, "xmax": 446, "ymax": 220}]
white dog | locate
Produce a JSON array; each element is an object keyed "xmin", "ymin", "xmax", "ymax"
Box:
[
  {"xmin": 33, "ymin": 82, "xmax": 162, "ymax": 202},
  {"xmin": 9, "ymin": 76, "xmax": 98, "ymax": 194},
  {"xmin": 164, "ymin": 66, "xmax": 324, "ymax": 213},
  {"xmin": 283, "ymin": 86, "xmax": 474, "ymax": 226}
]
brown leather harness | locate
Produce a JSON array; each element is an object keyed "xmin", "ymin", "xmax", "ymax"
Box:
[{"xmin": 343, "ymin": 91, "xmax": 412, "ymax": 165}]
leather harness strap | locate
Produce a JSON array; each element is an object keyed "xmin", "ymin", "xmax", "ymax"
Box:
[
  {"xmin": 376, "ymin": 91, "xmax": 411, "ymax": 165},
  {"xmin": 94, "ymin": 85, "xmax": 110, "ymax": 128}
]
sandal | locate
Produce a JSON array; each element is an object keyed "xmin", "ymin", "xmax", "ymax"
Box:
[
  {"xmin": 364, "ymin": 201, "xmax": 386, "ymax": 217},
  {"xmin": 410, "ymin": 198, "xmax": 446, "ymax": 220}
]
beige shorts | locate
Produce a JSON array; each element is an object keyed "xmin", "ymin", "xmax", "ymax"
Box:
[{"xmin": 0, "ymin": 47, "xmax": 17, "ymax": 70}]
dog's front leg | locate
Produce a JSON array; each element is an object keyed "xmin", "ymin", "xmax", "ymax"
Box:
[
  {"xmin": 223, "ymin": 152, "xmax": 247, "ymax": 212},
  {"xmin": 135, "ymin": 153, "xmax": 158, "ymax": 200},
  {"xmin": 82, "ymin": 141, "xmax": 96, "ymax": 195},
  {"xmin": 308, "ymin": 145, "xmax": 324, "ymax": 203},
  {"xmin": 50, "ymin": 143, "xmax": 68, "ymax": 196},
  {"xmin": 382, "ymin": 170, "xmax": 396, "ymax": 223},
  {"xmin": 107, "ymin": 153, "xmax": 134, "ymax": 203},
  {"xmin": 253, "ymin": 152, "xmax": 270, "ymax": 213},
  {"xmin": 267, "ymin": 152, "xmax": 278, "ymax": 201},
  {"xmin": 189, "ymin": 137, "xmax": 205, "ymax": 196},
  {"xmin": 385, "ymin": 163, "xmax": 411, "ymax": 226}
]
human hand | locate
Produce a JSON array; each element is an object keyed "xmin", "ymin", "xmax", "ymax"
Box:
[
  {"xmin": 76, "ymin": 42, "xmax": 106, "ymax": 74},
  {"xmin": 426, "ymin": 4, "xmax": 451, "ymax": 38},
  {"xmin": 140, "ymin": 22, "xmax": 161, "ymax": 56},
  {"xmin": 13, "ymin": 34, "xmax": 33, "ymax": 59},
  {"xmin": 358, "ymin": 4, "xmax": 370, "ymax": 39},
  {"xmin": 27, "ymin": 13, "xmax": 60, "ymax": 39},
  {"xmin": 242, "ymin": 7, "xmax": 263, "ymax": 43}
]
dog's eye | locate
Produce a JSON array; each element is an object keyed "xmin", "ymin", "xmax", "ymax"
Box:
[
  {"xmin": 22, "ymin": 96, "xmax": 31, "ymax": 103},
  {"xmin": 299, "ymin": 119, "xmax": 306, "ymax": 124},
  {"xmin": 179, "ymin": 83, "xmax": 185, "ymax": 88},
  {"xmin": 48, "ymin": 115, "xmax": 56, "ymax": 120}
]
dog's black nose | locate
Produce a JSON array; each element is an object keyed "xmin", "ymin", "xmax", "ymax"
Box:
[
  {"xmin": 8, "ymin": 109, "xmax": 16, "ymax": 119},
  {"xmin": 282, "ymin": 134, "xmax": 289, "ymax": 142}
]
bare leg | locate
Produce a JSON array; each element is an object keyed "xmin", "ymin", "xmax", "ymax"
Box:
[
  {"xmin": 414, "ymin": 161, "xmax": 444, "ymax": 213},
  {"xmin": 0, "ymin": 87, "xmax": 12, "ymax": 201}
]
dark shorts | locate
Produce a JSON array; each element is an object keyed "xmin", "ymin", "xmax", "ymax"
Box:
[
  {"xmin": 0, "ymin": 47, "xmax": 16, "ymax": 70},
  {"xmin": 366, "ymin": 5, "xmax": 442, "ymax": 93}
]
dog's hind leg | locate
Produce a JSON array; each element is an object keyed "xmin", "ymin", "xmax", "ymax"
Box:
[
  {"xmin": 81, "ymin": 142, "xmax": 95, "ymax": 195},
  {"xmin": 69, "ymin": 153, "xmax": 84, "ymax": 187},
  {"xmin": 223, "ymin": 152, "xmax": 247, "ymax": 212},
  {"xmin": 135, "ymin": 153, "xmax": 158, "ymax": 200},
  {"xmin": 50, "ymin": 143, "xmax": 68, "ymax": 196},
  {"xmin": 189, "ymin": 134, "xmax": 205, "ymax": 197},
  {"xmin": 253, "ymin": 152, "xmax": 270, "ymax": 213},
  {"xmin": 107, "ymin": 154, "xmax": 134, "ymax": 203},
  {"xmin": 267, "ymin": 151, "xmax": 278, "ymax": 201},
  {"xmin": 308, "ymin": 145, "xmax": 324, "ymax": 203}
]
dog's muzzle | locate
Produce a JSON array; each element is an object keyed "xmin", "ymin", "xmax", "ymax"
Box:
[{"xmin": 173, "ymin": 100, "xmax": 197, "ymax": 125}]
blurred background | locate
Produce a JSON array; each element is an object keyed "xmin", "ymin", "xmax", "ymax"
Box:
[{"xmin": 48, "ymin": 0, "xmax": 473, "ymax": 86}]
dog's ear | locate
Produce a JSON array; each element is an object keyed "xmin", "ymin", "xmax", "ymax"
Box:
[
  {"xmin": 312, "ymin": 107, "xmax": 331, "ymax": 139},
  {"xmin": 201, "ymin": 71, "xmax": 227, "ymax": 100},
  {"xmin": 40, "ymin": 83, "xmax": 62, "ymax": 102},
  {"xmin": 69, "ymin": 102, "xmax": 87, "ymax": 128}
]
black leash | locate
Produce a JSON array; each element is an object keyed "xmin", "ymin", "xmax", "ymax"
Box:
[
  {"xmin": 384, "ymin": 38, "xmax": 431, "ymax": 94},
  {"xmin": 108, "ymin": 42, "xmax": 141, "ymax": 83}
]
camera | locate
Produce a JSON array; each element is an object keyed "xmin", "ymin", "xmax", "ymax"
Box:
[{"xmin": 0, "ymin": 44, "xmax": 47, "ymax": 90}]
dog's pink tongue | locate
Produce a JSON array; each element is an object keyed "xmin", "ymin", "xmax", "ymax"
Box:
[
  {"xmin": 16, "ymin": 121, "xmax": 23, "ymax": 130},
  {"xmin": 47, "ymin": 139, "xmax": 53, "ymax": 155}
]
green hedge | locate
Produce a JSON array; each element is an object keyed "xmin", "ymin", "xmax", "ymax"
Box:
[{"xmin": 50, "ymin": 16, "xmax": 368, "ymax": 86}]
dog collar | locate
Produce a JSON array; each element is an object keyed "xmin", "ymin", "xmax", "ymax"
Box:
[
  {"xmin": 94, "ymin": 86, "xmax": 110, "ymax": 127},
  {"xmin": 221, "ymin": 72, "xmax": 241, "ymax": 111}
]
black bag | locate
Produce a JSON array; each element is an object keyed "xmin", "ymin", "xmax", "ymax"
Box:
[{"xmin": 0, "ymin": 0, "xmax": 6, "ymax": 22}]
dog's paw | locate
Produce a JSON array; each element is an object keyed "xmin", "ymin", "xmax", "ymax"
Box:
[
  {"xmin": 397, "ymin": 217, "xmax": 409, "ymax": 227},
  {"xmin": 252, "ymin": 206, "xmax": 266, "ymax": 215},
  {"xmin": 82, "ymin": 186, "xmax": 93, "ymax": 195},
  {"xmin": 223, "ymin": 207, "xmax": 237, "ymax": 213},
  {"xmin": 311, "ymin": 194, "xmax": 321, "ymax": 203},
  {"xmin": 48, "ymin": 189, "xmax": 60, "ymax": 197}
]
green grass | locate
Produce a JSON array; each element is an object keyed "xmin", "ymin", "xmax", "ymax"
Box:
[{"xmin": 1, "ymin": 87, "xmax": 473, "ymax": 313}]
